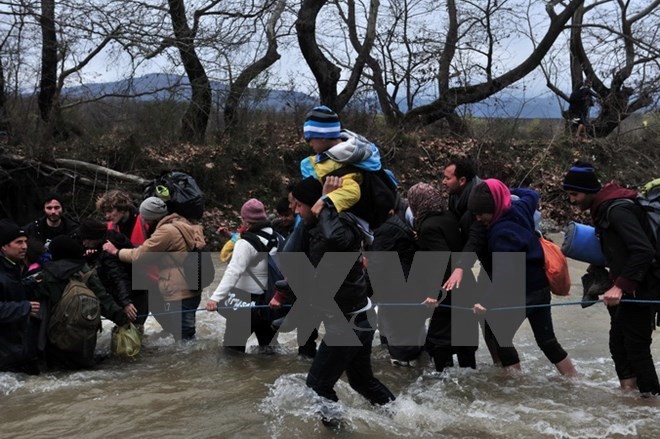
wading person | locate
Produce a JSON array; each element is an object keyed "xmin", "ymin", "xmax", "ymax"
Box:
[
  {"xmin": 284, "ymin": 176, "xmax": 395, "ymax": 421},
  {"xmin": 469, "ymin": 179, "xmax": 577, "ymax": 376},
  {"xmin": 103, "ymin": 197, "xmax": 206, "ymax": 341},
  {"xmin": 563, "ymin": 161, "xmax": 659, "ymax": 395},
  {"xmin": 0, "ymin": 220, "xmax": 40, "ymax": 374}
]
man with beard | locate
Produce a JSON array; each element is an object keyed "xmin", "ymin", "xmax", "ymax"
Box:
[
  {"xmin": 24, "ymin": 193, "xmax": 79, "ymax": 249},
  {"xmin": 563, "ymin": 161, "xmax": 659, "ymax": 396}
]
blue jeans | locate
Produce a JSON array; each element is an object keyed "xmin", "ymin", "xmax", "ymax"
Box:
[
  {"xmin": 306, "ymin": 310, "xmax": 395, "ymax": 405},
  {"xmin": 152, "ymin": 295, "xmax": 201, "ymax": 340}
]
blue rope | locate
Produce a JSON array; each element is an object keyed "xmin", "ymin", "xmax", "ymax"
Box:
[{"xmin": 125, "ymin": 298, "xmax": 660, "ymax": 318}]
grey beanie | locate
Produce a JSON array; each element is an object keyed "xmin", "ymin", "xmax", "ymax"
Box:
[{"xmin": 139, "ymin": 196, "xmax": 168, "ymax": 221}]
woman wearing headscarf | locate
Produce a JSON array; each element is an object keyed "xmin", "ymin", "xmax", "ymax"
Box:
[
  {"xmin": 468, "ymin": 179, "xmax": 576, "ymax": 376},
  {"xmin": 408, "ymin": 183, "xmax": 474, "ymax": 372}
]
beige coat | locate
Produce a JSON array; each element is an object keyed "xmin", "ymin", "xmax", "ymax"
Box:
[{"xmin": 118, "ymin": 213, "xmax": 206, "ymax": 301}]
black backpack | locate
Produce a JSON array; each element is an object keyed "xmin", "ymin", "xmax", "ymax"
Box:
[
  {"xmin": 241, "ymin": 230, "xmax": 286, "ymax": 323},
  {"xmin": 144, "ymin": 171, "xmax": 205, "ymax": 220},
  {"xmin": 328, "ymin": 165, "xmax": 399, "ymax": 229}
]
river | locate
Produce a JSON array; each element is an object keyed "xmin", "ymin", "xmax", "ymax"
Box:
[{"xmin": 2, "ymin": 257, "xmax": 659, "ymax": 438}]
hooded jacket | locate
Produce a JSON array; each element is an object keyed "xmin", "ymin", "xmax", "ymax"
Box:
[
  {"xmin": 447, "ymin": 176, "xmax": 489, "ymax": 269},
  {"xmin": 591, "ymin": 182, "xmax": 659, "ymax": 297},
  {"xmin": 118, "ymin": 213, "xmax": 206, "ymax": 301},
  {"xmin": 483, "ymin": 188, "xmax": 548, "ymax": 306}
]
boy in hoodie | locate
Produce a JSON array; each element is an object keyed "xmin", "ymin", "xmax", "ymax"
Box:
[
  {"xmin": 563, "ymin": 161, "xmax": 660, "ymax": 395},
  {"xmin": 300, "ymin": 106, "xmax": 384, "ymax": 217},
  {"xmin": 39, "ymin": 235, "xmax": 128, "ymax": 370}
]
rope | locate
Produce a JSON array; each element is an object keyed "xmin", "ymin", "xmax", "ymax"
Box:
[{"xmin": 121, "ymin": 298, "xmax": 660, "ymax": 318}]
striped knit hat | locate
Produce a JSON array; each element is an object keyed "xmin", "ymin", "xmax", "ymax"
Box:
[{"xmin": 303, "ymin": 106, "xmax": 341, "ymax": 140}]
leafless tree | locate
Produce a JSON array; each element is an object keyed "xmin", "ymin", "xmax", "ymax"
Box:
[
  {"xmin": 546, "ymin": 0, "xmax": 660, "ymax": 137},
  {"xmin": 296, "ymin": 0, "xmax": 379, "ymax": 112}
]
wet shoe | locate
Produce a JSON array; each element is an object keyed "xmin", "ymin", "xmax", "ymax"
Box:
[
  {"xmin": 298, "ymin": 345, "xmax": 317, "ymax": 359},
  {"xmin": 390, "ymin": 358, "xmax": 416, "ymax": 367}
]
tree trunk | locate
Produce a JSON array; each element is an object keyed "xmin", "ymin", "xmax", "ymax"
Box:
[
  {"xmin": 224, "ymin": 0, "xmax": 284, "ymax": 136},
  {"xmin": 0, "ymin": 59, "xmax": 9, "ymax": 136},
  {"xmin": 38, "ymin": 0, "xmax": 57, "ymax": 123},
  {"xmin": 167, "ymin": 0, "xmax": 212, "ymax": 144},
  {"xmin": 296, "ymin": 0, "xmax": 341, "ymax": 109}
]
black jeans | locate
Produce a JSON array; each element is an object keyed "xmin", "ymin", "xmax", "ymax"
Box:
[
  {"xmin": 306, "ymin": 310, "xmax": 395, "ymax": 405},
  {"xmin": 488, "ymin": 296, "xmax": 567, "ymax": 367},
  {"xmin": 426, "ymin": 308, "xmax": 477, "ymax": 371},
  {"xmin": 222, "ymin": 306, "xmax": 278, "ymax": 353},
  {"xmin": 608, "ymin": 302, "xmax": 660, "ymax": 394}
]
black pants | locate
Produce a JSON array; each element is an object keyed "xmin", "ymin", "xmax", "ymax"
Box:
[
  {"xmin": 223, "ymin": 306, "xmax": 278, "ymax": 352},
  {"xmin": 426, "ymin": 308, "xmax": 477, "ymax": 371},
  {"xmin": 306, "ymin": 310, "xmax": 395, "ymax": 405},
  {"xmin": 608, "ymin": 302, "xmax": 660, "ymax": 395}
]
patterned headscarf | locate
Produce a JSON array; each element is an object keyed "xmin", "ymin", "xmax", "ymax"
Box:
[{"xmin": 407, "ymin": 183, "xmax": 445, "ymax": 228}]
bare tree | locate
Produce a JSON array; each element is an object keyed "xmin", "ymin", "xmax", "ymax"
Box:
[
  {"xmin": 567, "ymin": 1, "xmax": 660, "ymax": 137},
  {"xmin": 296, "ymin": 0, "xmax": 379, "ymax": 112},
  {"xmin": 223, "ymin": 0, "xmax": 286, "ymax": 135}
]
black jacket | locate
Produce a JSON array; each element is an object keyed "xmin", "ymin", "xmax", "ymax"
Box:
[
  {"xmin": 447, "ymin": 177, "xmax": 488, "ymax": 269},
  {"xmin": 594, "ymin": 197, "xmax": 660, "ymax": 299},
  {"xmin": 0, "ymin": 257, "xmax": 39, "ymax": 370},
  {"xmin": 85, "ymin": 231, "xmax": 134, "ymax": 307},
  {"xmin": 304, "ymin": 207, "xmax": 369, "ymax": 315},
  {"xmin": 415, "ymin": 211, "xmax": 463, "ymax": 302},
  {"xmin": 371, "ymin": 214, "xmax": 417, "ymax": 279},
  {"xmin": 24, "ymin": 216, "xmax": 79, "ymax": 244}
]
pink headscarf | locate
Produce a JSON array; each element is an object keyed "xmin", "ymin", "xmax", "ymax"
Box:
[{"xmin": 483, "ymin": 178, "xmax": 511, "ymax": 224}]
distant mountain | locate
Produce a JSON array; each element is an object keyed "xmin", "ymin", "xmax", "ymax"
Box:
[{"xmin": 64, "ymin": 73, "xmax": 565, "ymax": 118}]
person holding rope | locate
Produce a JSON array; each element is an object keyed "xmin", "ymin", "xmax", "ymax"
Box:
[
  {"xmin": 469, "ymin": 179, "xmax": 577, "ymax": 376},
  {"xmin": 563, "ymin": 161, "xmax": 660, "ymax": 395}
]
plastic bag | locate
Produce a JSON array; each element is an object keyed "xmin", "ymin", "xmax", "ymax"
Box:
[{"xmin": 111, "ymin": 323, "xmax": 142, "ymax": 360}]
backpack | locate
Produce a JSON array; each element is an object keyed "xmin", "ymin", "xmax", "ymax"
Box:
[
  {"xmin": 241, "ymin": 230, "xmax": 286, "ymax": 323},
  {"xmin": 539, "ymin": 236, "xmax": 571, "ymax": 296},
  {"xmin": 328, "ymin": 165, "xmax": 399, "ymax": 229},
  {"xmin": 144, "ymin": 171, "xmax": 205, "ymax": 220},
  {"xmin": 48, "ymin": 270, "xmax": 101, "ymax": 352},
  {"xmin": 170, "ymin": 222, "xmax": 215, "ymax": 292},
  {"xmin": 604, "ymin": 181, "xmax": 660, "ymax": 278}
]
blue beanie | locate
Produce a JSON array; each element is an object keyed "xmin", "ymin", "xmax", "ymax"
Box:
[{"xmin": 303, "ymin": 106, "xmax": 341, "ymax": 140}]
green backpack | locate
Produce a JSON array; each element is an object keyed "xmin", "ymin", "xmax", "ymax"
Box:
[{"xmin": 48, "ymin": 270, "xmax": 101, "ymax": 352}]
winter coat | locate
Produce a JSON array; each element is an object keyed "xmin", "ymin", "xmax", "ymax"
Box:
[
  {"xmin": 591, "ymin": 182, "xmax": 660, "ymax": 299},
  {"xmin": 304, "ymin": 207, "xmax": 370, "ymax": 315},
  {"xmin": 117, "ymin": 213, "xmax": 206, "ymax": 301},
  {"xmin": 447, "ymin": 176, "xmax": 489, "ymax": 269},
  {"xmin": 371, "ymin": 214, "xmax": 417, "ymax": 279},
  {"xmin": 38, "ymin": 259, "xmax": 128, "ymax": 326},
  {"xmin": 482, "ymin": 188, "xmax": 548, "ymax": 307},
  {"xmin": 0, "ymin": 256, "xmax": 39, "ymax": 370},
  {"xmin": 209, "ymin": 224, "xmax": 278, "ymax": 303},
  {"xmin": 23, "ymin": 216, "xmax": 79, "ymax": 245},
  {"xmin": 300, "ymin": 130, "xmax": 382, "ymax": 213},
  {"xmin": 85, "ymin": 230, "xmax": 134, "ymax": 307}
]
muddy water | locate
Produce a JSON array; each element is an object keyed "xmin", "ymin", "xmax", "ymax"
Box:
[{"xmin": 2, "ymin": 257, "xmax": 659, "ymax": 438}]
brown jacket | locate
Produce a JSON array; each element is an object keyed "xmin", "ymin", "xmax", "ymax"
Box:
[{"xmin": 118, "ymin": 213, "xmax": 206, "ymax": 301}]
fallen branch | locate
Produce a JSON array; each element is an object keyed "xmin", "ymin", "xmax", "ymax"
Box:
[{"xmin": 54, "ymin": 158, "xmax": 149, "ymax": 185}]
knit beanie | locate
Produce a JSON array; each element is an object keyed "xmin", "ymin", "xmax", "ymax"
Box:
[
  {"xmin": 240, "ymin": 198, "xmax": 268, "ymax": 223},
  {"xmin": 0, "ymin": 220, "xmax": 28, "ymax": 247},
  {"xmin": 49, "ymin": 235, "xmax": 84, "ymax": 261},
  {"xmin": 563, "ymin": 161, "xmax": 602, "ymax": 193},
  {"xmin": 468, "ymin": 182, "xmax": 495, "ymax": 215},
  {"xmin": 78, "ymin": 218, "xmax": 108, "ymax": 240},
  {"xmin": 292, "ymin": 177, "xmax": 323, "ymax": 207},
  {"xmin": 303, "ymin": 105, "xmax": 341, "ymax": 140},
  {"xmin": 139, "ymin": 196, "xmax": 168, "ymax": 221}
]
